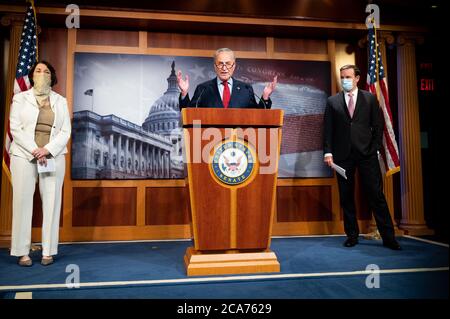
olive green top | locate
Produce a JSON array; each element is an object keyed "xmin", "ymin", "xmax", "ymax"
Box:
[{"xmin": 34, "ymin": 99, "xmax": 55, "ymax": 148}]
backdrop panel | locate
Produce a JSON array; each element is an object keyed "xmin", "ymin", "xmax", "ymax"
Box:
[{"xmin": 71, "ymin": 53, "xmax": 332, "ymax": 180}]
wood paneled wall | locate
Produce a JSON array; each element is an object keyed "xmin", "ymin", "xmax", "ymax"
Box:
[
  {"xmin": 25, "ymin": 23, "xmax": 372, "ymax": 242},
  {"xmin": 72, "ymin": 187, "xmax": 137, "ymax": 226},
  {"xmin": 147, "ymin": 32, "xmax": 267, "ymax": 51}
]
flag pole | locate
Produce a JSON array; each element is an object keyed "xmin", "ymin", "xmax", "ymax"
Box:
[
  {"xmin": 365, "ymin": 18, "xmax": 382, "ymax": 241},
  {"xmin": 30, "ymin": 0, "xmax": 38, "ymax": 61},
  {"xmin": 372, "ymin": 19, "xmax": 382, "ymax": 103},
  {"xmin": 365, "ymin": 17, "xmax": 402, "ymax": 239}
]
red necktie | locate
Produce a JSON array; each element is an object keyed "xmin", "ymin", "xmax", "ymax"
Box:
[
  {"xmin": 222, "ymin": 80, "xmax": 230, "ymax": 108},
  {"xmin": 348, "ymin": 92, "xmax": 355, "ymax": 118}
]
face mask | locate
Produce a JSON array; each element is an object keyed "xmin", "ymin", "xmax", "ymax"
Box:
[
  {"xmin": 33, "ymin": 73, "xmax": 51, "ymax": 105},
  {"xmin": 341, "ymin": 79, "xmax": 354, "ymax": 92},
  {"xmin": 33, "ymin": 73, "xmax": 51, "ymax": 94}
]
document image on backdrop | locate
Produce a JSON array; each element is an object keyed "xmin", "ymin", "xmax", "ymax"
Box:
[{"xmin": 331, "ymin": 163, "xmax": 347, "ymax": 179}]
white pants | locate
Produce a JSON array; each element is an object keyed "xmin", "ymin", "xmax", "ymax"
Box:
[{"xmin": 10, "ymin": 155, "xmax": 65, "ymax": 257}]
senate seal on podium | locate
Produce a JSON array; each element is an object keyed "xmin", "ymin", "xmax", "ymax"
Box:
[{"xmin": 210, "ymin": 139, "xmax": 257, "ymax": 186}]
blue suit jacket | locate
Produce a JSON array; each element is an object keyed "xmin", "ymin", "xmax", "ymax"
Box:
[{"xmin": 179, "ymin": 78, "xmax": 271, "ymax": 109}]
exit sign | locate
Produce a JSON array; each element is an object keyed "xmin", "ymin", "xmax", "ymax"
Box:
[{"xmin": 420, "ymin": 79, "xmax": 434, "ymax": 91}]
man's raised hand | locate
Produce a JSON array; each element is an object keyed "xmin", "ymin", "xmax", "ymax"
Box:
[{"xmin": 177, "ymin": 70, "xmax": 189, "ymax": 97}]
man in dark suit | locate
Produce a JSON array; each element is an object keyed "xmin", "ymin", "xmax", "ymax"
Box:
[
  {"xmin": 323, "ymin": 64, "xmax": 401, "ymax": 250},
  {"xmin": 177, "ymin": 48, "xmax": 277, "ymax": 109}
]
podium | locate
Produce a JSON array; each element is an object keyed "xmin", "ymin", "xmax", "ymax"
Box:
[{"xmin": 182, "ymin": 108, "xmax": 284, "ymax": 276}]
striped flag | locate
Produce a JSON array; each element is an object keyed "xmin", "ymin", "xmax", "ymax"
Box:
[
  {"xmin": 2, "ymin": 0, "xmax": 38, "ymax": 180},
  {"xmin": 366, "ymin": 26, "xmax": 400, "ymax": 176}
]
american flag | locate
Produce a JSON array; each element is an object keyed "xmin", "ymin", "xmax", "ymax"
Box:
[
  {"xmin": 2, "ymin": 0, "xmax": 38, "ymax": 179},
  {"xmin": 366, "ymin": 26, "xmax": 400, "ymax": 176}
]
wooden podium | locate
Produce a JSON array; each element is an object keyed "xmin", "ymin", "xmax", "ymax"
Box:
[{"xmin": 182, "ymin": 108, "xmax": 283, "ymax": 276}]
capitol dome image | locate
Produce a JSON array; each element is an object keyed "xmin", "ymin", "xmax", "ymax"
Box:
[
  {"xmin": 142, "ymin": 61, "xmax": 184, "ymax": 178},
  {"xmin": 143, "ymin": 61, "xmax": 181, "ymax": 135}
]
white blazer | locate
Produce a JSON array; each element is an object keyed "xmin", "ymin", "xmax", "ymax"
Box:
[{"xmin": 9, "ymin": 88, "xmax": 71, "ymax": 161}]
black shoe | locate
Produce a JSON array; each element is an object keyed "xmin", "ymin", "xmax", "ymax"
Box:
[
  {"xmin": 344, "ymin": 237, "xmax": 359, "ymax": 247},
  {"xmin": 383, "ymin": 240, "xmax": 402, "ymax": 250}
]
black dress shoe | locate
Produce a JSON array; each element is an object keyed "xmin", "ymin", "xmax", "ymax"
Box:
[
  {"xmin": 344, "ymin": 238, "xmax": 359, "ymax": 247},
  {"xmin": 383, "ymin": 240, "xmax": 402, "ymax": 250}
]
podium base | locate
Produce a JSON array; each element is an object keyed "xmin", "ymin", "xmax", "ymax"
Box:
[{"xmin": 184, "ymin": 247, "xmax": 280, "ymax": 276}]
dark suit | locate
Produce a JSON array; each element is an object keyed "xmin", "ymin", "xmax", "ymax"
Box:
[
  {"xmin": 179, "ymin": 78, "xmax": 271, "ymax": 109},
  {"xmin": 323, "ymin": 89, "xmax": 395, "ymax": 242}
]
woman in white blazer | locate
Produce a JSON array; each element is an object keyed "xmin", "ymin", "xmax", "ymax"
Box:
[{"xmin": 9, "ymin": 61, "xmax": 71, "ymax": 266}]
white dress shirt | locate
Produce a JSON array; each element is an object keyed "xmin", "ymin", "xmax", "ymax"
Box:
[{"xmin": 217, "ymin": 77, "xmax": 233, "ymax": 100}]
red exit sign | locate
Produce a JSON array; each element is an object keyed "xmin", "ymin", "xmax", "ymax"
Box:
[{"xmin": 420, "ymin": 79, "xmax": 434, "ymax": 91}]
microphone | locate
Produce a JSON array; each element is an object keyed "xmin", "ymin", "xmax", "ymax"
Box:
[
  {"xmin": 242, "ymin": 83, "xmax": 268, "ymax": 109},
  {"xmin": 251, "ymin": 88, "xmax": 268, "ymax": 110},
  {"xmin": 195, "ymin": 88, "xmax": 206, "ymax": 108}
]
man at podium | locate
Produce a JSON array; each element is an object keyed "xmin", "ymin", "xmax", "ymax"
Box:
[{"xmin": 177, "ymin": 48, "xmax": 277, "ymax": 109}]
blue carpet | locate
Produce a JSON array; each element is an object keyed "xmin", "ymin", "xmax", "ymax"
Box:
[
  {"xmin": 0, "ymin": 236, "xmax": 448, "ymax": 299},
  {"xmin": 21, "ymin": 272, "xmax": 449, "ymax": 299}
]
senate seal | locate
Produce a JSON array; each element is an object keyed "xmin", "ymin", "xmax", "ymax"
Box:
[{"xmin": 210, "ymin": 140, "xmax": 257, "ymax": 186}]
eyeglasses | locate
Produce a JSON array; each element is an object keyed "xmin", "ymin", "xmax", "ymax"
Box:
[{"xmin": 215, "ymin": 62, "xmax": 235, "ymax": 70}]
